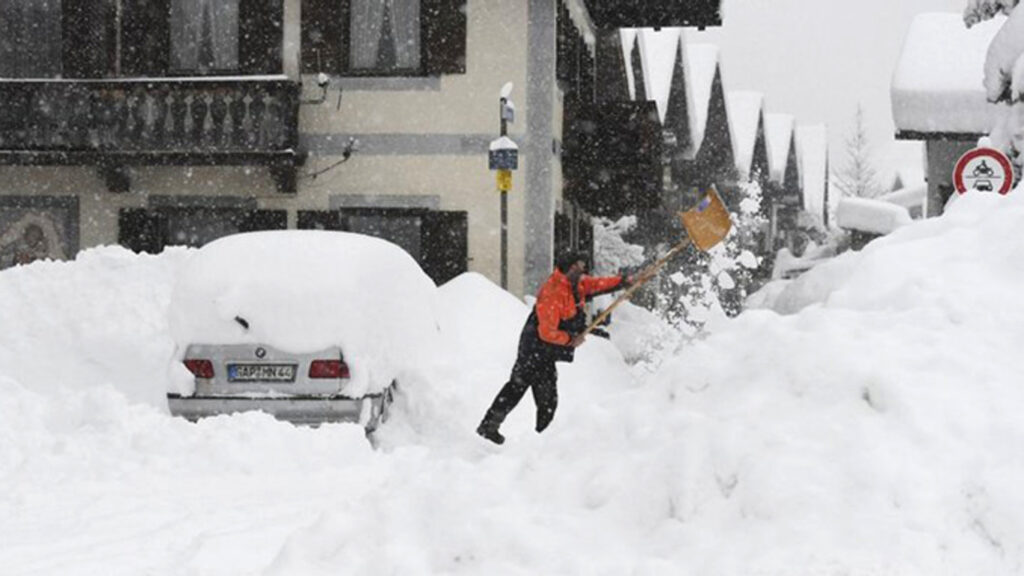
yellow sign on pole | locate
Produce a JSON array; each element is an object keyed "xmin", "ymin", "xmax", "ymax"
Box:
[{"xmin": 496, "ymin": 169, "xmax": 512, "ymax": 192}]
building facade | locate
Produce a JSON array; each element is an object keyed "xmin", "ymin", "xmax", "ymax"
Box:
[{"xmin": 0, "ymin": 0, "xmax": 722, "ymax": 295}]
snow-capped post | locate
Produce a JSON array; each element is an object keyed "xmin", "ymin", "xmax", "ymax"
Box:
[
  {"xmin": 490, "ymin": 82, "xmax": 518, "ymax": 290},
  {"xmin": 952, "ymin": 146, "xmax": 1013, "ymax": 195}
]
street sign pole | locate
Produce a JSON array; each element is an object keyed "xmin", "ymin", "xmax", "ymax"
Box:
[
  {"xmin": 501, "ymin": 185, "xmax": 508, "ymax": 290},
  {"xmin": 500, "ymin": 96, "xmax": 508, "ymax": 290},
  {"xmin": 490, "ymin": 83, "xmax": 517, "ymax": 291}
]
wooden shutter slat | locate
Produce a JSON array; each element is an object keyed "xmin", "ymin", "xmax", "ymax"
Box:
[
  {"xmin": 240, "ymin": 209, "xmax": 288, "ymax": 232},
  {"xmin": 421, "ymin": 210, "xmax": 467, "ymax": 285},
  {"xmin": 122, "ymin": 0, "xmax": 170, "ymax": 76},
  {"xmin": 118, "ymin": 209, "xmax": 165, "ymax": 254},
  {"xmin": 297, "ymin": 210, "xmax": 343, "ymax": 230},
  {"xmin": 239, "ymin": 0, "xmax": 284, "ymax": 74},
  {"xmin": 301, "ymin": 0, "xmax": 346, "ymax": 73},
  {"xmin": 422, "ymin": 0, "xmax": 466, "ymax": 75},
  {"xmin": 62, "ymin": 0, "xmax": 115, "ymax": 78}
]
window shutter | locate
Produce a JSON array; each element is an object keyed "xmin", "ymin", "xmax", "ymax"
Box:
[
  {"xmin": 578, "ymin": 215, "xmax": 594, "ymax": 264},
  {"xmin": 239, "ymin": 210, "xmax": 288, "ymax": 232},
  {"xmin": 301, "ymin": 0, "xmax": 346, "ymax": 74},
  {"xmin": 297, "ymin": 210, "xmax": 343, "ymax": 230},
  {"xmin": 118, "ymin": 209, "xmax": 166, "ymax": 254},
  {"xmin": 554, "ymin": 212, "xmax": 571, "ymax": 258},
  {"xmin": 122, "ymin": 0, "xmax": 170, "ymax": 76},
  {"xmin": 239, "ymin": 0, "xmax": 284, "ymax": 74},
  {"xmin": 421, "ymin": 210, "xmax": 467, "ymax": 285},
  {"xmin": 62, "ymin": 0, "xmax": 115, "ymax": 78},
  {"xmin": 422, "ymin": 0, "xmax": 466, "ymax": 75}
]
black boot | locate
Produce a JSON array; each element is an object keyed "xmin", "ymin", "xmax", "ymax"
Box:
[{"xmin": 476, "ymin": 423, "xmax": 505, "ymax": 445}]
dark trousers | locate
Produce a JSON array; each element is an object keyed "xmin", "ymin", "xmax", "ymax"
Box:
[{"xmin": 480, "ymin": 350, "xmax": 559, "ymax": 433}]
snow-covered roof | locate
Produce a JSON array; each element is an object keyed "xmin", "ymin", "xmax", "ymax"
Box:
[
  {"xmin": 684, "ymin": 43, "xmax": 721, "ymax": 158},
  {"xmin": 726, "ymin": 91, "xmax": 764, "ymax": 180},
  {"xmin": 637, "ymin": 28, "xmax": 683, "ymax": 123},
  {"xmin": 879, "ymin": 183, "xmax": 928, "ymax": 212},
  {"xmin": 890, "ymin": 165, "xmax": 926, "ymax": 191},
  {"xmin": 796, "ymin": 124, "xmax": 828, "ymax": 221},
  {"xmin": 836, "ymin": 197, "xmax": 913, "ymax": 235},
  {"xmin": 892, "ymin": 13, "xmax": 1006, "ymax": 135},
  {"xmin": 564, "ymin": 0, "xmax": 597, "ymax": 46},
  {"xmin": 620, "ymin": 29, "xmax": 639, "ymax": 101},
  {"xmin": 764, "ymin": 113, "xmax": 795, "ymax": 185}
]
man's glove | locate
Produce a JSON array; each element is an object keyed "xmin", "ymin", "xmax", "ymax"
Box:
[{"xmin": 619, "ymin": 268, "xmax": 637, "ymax": 288}]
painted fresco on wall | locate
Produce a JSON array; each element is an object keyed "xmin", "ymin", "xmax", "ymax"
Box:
[{"xmin": 0, "ymin": 197, "xmax": 78, "ymax": 269}]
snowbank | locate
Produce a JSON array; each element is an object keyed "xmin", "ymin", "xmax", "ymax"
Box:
[
  {"xmin": 0, "ymin": 245, "xmax": 191, "ymax": 409},
  {"xmin": 5, "ymin": 195, "xmax": 1024, "ymax": 573}
]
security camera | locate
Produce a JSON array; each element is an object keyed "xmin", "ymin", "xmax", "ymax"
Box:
[{"xmin": 316, "ymin": 72, "xmax": 330, "ymax": 89}]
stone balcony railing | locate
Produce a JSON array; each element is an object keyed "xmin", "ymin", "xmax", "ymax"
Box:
[
  {"xmin": 0, "ymin": 76, "xmax": 302, "ymax": 192},
  {"xmin": 0, "ymin": 76, "xmax": 299, "ymax": 157}
]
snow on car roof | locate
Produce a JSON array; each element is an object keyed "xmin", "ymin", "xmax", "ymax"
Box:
[{"xmin": 168, "ymin": 230, "xmax": 440, "ymax": 397}]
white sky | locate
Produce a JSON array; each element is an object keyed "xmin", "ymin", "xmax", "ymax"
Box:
[{"xmin": 689, "ymin": 0, "xmax": 973, "ymax": 188}]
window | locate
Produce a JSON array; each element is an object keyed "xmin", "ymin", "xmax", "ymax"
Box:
[
  {"xmin": 164, "ymin": 208, "xmax": 246, "ymax": 248},
  {"xmin": 171, "ymin": 0, "xmax": 240, "ymax": 74},
  {"xmin": 118, "ymin": 207, "xmax": 286, "ymax": 253},
  {"xmin": 302, "ymin": 0, "xmax": 466, "ymax": 76},
  {"xmin": 346, "ymin": 211, "xmax": 423, "ymax": 258},
  {"xmin": 297, "ymin": 207, "xmax": 467, "ymax": 284},
  {"xmin": 0, "ymin": 0, "xmax": 62, "ymax": 78},
  {"xmin": 350, "ymin": 0, "xmax": 421, "ymax": 73}
]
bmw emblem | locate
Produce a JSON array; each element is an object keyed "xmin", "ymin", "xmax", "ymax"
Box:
[{"xmin": 255, "ymin": 347, "xmax": 266, "ymax": 359}]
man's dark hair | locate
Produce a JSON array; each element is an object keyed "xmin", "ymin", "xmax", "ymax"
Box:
[{"xmin": 555, "ymin": 250, "xmax": 588, "ymax": 273}]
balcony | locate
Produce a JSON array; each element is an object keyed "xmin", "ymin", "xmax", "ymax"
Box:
[
  {"xmin": 0, "ymin": 76, "xmax": 302, "ymax": 193},
  {"xmin": 584, "ymin": 0, "xmax": 722, "ymax": 29}
]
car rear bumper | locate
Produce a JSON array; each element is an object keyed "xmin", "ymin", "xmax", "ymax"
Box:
[{"xmin": 167, "ymin": 393, "xmax": 372, "ymax": 426}]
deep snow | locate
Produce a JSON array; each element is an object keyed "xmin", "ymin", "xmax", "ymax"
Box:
[{"xmin": 3, "ymin": 192, "xmax": 1024, "ymax": 574}]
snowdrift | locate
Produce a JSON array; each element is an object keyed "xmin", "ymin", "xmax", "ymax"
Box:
[{"xmin": 3, "ymin": 193, "xmax": 1024, "ymax": 574}]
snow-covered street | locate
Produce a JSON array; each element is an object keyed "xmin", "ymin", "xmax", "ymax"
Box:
[{"xmin": 2, "ymin": 192, "xmax": 1024, "ymax": 575}]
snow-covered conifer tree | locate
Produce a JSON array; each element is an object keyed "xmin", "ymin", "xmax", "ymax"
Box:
[
  {"xmin": 833, "ymin": 105, "xmax": 881, "ymax": 199},
  {"xmin": 968, "ymin": 0, "xmax": 1024, "ymax": 177}
]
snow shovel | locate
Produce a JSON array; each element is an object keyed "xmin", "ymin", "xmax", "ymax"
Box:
[{"xmin": 580, "ymin": 187, "xmax": 733, "ymax": 338}]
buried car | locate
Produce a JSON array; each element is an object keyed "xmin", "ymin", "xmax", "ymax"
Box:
[{"xmin": 166, "ymin": 230, "xmax": 441, "ymax": 429}]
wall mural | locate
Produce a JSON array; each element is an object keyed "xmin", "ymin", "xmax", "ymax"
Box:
[{"xmin": 0, "ymin": 197, "xmax": 78, "ymax": 269}]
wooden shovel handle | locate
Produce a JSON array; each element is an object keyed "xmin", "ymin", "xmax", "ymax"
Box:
[{"xmin": 580, "ymin": 237, "xmax": 692, "ymax": 338}]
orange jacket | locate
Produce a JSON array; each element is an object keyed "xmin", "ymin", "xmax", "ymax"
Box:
[{"xmin": 535, "ymin": 269, "xmax": 623, "ymax": 346}]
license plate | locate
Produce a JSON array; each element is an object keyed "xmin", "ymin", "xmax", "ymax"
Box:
[{"xmin": 228, "ymin": 363, "xmax": 297, "ymax": 382}]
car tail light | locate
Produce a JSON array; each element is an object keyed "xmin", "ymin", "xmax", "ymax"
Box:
[
  {"xmin": 184, "ymin": 359, "xmax": 215, "ymax": 379},
  {"xmin": 309, "ymin": 360, "xmax": 350, "ymax": 379}
]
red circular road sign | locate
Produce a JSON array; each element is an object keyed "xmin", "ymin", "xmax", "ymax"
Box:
[{"xmin": 953, "ymin": 147, "xmax": 1013, "ymax": 195}]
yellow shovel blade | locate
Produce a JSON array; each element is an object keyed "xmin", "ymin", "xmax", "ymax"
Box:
[{"xmin": 679, "ymin": 188, "xmax": 732, "ymax": 252}]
